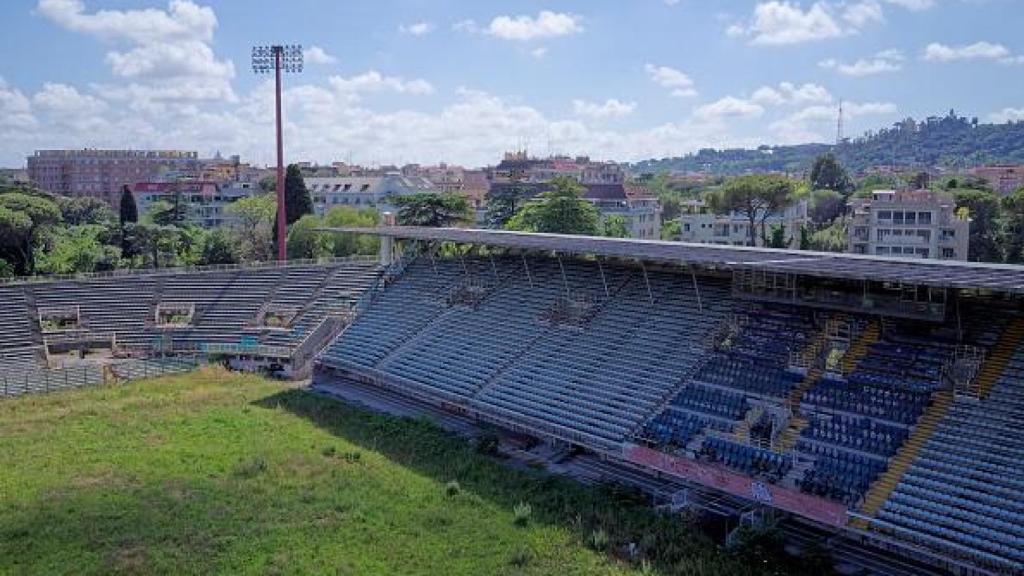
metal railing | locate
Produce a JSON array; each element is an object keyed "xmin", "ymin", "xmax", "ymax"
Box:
[
  {"xmin": 0, "ymin": 255, "xmax": 380, "ymax": 286},
  {"xmin": 0, "ymin": 356, "xmax": 201, "ymax": 398}
]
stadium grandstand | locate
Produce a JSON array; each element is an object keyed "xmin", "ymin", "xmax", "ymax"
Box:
[
  {"xmin": 0, "ymin": 258, "xmax": 382, "ymax": 396},
  {"xmin": 314, "ymin": 226, "xmax": 1024, "ymax": 576}
]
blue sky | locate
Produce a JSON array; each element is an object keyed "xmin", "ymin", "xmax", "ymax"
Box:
[{"xmin": 0, "ymin": 0, "xmax": 1021, "ymax": 167}]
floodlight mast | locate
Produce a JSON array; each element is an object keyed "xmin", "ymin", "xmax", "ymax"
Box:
[{"xmin": 251, "ymin": 44, "xmax": 303, "ymax": 261}]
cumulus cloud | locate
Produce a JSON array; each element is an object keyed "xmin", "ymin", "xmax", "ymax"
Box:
[
  {"xmin": 728, "ymin": 1, "xmax": 844, "ymax": 45},
  {"xmin": 572, "ymin": 98, "xmax": 636, "ymax": 119},
  {"xmin": 399, "ymin": 21, "xmax": 433, "ymax": 36},
  {"xmin": 820, "ymin": 49, "xmax": 904, "ymax": 76},
  {"xmin": 884, "ymin": 0, "xmax": 934, "ymax": 10},
  {"xmin": 328, "ymin": 71, "xmax": 434, "ymax": 96},
  {"xmin": 770, "ymin": 100, "xmax": 897, "ymax": 143},
  {"xmin": 644, "ymin": 64, "xmax": 697, "ymax": 97},
  {"xmin": 751, "ymin": 82, "xmax": 832, "ymax": 106},
  {"xmin": 305, "ymin": 46, "xmax": 337, "ymax": 65},
  {"xmin": 37, "ymin": 0, "xmax": 234, "ymax": 103},
  {"xmin": 482, "ymin": 11, "xmax": 583, "ymax": 41},
  {"xmin": 694, "ymin": 96, "xmax": 765, "ymax": 120},
  {"xmin": 923, "ymin": 41, "xmax": 1011, "ymax": 62},
  {"xmin": 843, "ymin": 1, "xmax": 884, "ymax": 27},
  {"xmin": 989, "ymin": 108, "xmax": 1024, "ymax": 123}
]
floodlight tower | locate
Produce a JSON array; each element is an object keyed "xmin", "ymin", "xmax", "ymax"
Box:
[{"xmin": 252, "ymin": 44, "xmax": 303, "ymax": 261}]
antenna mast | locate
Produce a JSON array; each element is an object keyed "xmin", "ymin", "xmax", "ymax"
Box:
[{"xmin": 836, "ymin": 99, "xmax": 845, "ymax": 145}]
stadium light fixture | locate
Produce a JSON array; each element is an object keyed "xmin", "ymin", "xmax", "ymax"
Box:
[{"xmin": 252, "ymin": 44, "xmax": 303, "ymax": 261}]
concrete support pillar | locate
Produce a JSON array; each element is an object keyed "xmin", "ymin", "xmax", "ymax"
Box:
[{"xmin": 380, "ymin": 212, "xmax": 396, "ymax": 266}]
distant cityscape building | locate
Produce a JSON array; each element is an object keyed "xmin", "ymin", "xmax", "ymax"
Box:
[
  {"xmin": 676, "ymin": 199, "xmax": 809, "ymax": 249},
  {"xmin": 304, "ymin": 174, "xmax": 437, "ymax": 215},
  {"xmin": 848, "ymin": 189, "xmax": 969, "ymax": 260},
  {"xmin": 130, "ymin": 180, "xmax": 259, "ymax": 228},
  {"xmin": 27, "ymin": 149, "xmax": 200, "ymax": 204},
  {"xmin": 970, "ymin": 165, "xmax": 1024, "ymax": 196}
]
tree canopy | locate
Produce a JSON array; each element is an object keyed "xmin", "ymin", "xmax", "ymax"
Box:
[
  {"xmin": 505, "ymin": 176, "xmax": 600, "ymax": 236},
  {"xmin": 809, "ymin": 153, "xmax": 853, "ymax": 196},
  {"xmin": 708, "ymin": 174, "xmax": 795, "ymax": 246},
  {"xmin": 393, "ymin": 193, "xmax": 470, "ymax": 227}
]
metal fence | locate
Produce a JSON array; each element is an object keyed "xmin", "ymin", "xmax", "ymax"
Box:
[
  {"xmin": 0, "ymin": 255, "xmax": 379, "ymax": 286},
  {"xmin": 0, "ymin": 356, "xmax": 201, "ymax": 398}
]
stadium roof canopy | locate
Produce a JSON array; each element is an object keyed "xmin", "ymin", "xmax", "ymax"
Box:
[{"xmin": 327, "ymin": 226, "xmax": 1024, "ymax": 294}]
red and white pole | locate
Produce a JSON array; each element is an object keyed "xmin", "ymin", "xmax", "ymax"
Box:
[{"xmin": 274, "ymin": 46, "xmax": 287, "ymax": 261}]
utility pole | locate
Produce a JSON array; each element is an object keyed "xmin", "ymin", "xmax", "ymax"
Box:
[{"xmin": 252, "ymin": 44, "xmax": 303, "ymax": 261}]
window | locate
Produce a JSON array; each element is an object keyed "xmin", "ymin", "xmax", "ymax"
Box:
[
  {"xmin": 905, "ymin": 212, "xmax": 916, "ymax": 225},
  {"xmin": 877, "ymin": 229, "xmax": 892, "ymax": 242},
  {"xmin": 918, "ymin": 211, "xmax": 932, "ymax": 224},
  {"xmin": 892, "ymin": 211, "xmax": 904, "ymax": 224},
  {"xmin": 683, "ymin": 223, "xmax": 691, "ymax": 232},
  {"xmin": 915, "ymin": 248, "xmax": 929, "ymax": 258},
  {"xmin": 942, "ymin": 248, "xmax": 955, "ymax": 259},
  {"xmin": 877, "ymin": 210, "xmax": 892, "ymax": 221},
  {"xmin": 876, "ymin": 246, "xmax": 890, "ymax": 255}
]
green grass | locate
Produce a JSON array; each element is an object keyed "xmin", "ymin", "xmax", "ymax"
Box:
[{"xmin": 0, "ymin": 368, "xmax": 827, "ymax": 575}]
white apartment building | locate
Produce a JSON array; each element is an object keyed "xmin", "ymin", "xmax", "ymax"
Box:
[
  {"xmin": 677, "ymin": 199, "xmax": 809, "ymax": 249},
  {"xmin": 304, "ymin": 174, "xmax": 436, "ymax": 216},
  {"xmin": 130, "ymin": 181, "xmax": 258, "ymax": 228},
  {"xmin": 848, "ymin": 190, "xmax": 969, "ymax": 261}
]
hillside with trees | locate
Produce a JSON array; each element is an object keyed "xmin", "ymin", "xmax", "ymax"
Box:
[{"xmin": 634, "ymin": 113, "xmax": 1024, "ymax": 175}]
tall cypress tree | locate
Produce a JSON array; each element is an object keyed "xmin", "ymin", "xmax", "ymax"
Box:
[
  {"xmin": 119, "ymin": 185, "xmax": 138, "ymax": 225},
  {"xmin": 283, "ymin": 164, "xmax": 313, "ymax": 225}
]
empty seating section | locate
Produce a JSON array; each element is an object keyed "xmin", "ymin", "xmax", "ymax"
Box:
[
  {"xmin": 793, "ymin": 323, "xmax": 957, "ymax": 506},
  {"xmin": 0, "ymin": 261, "xmax": 381, "ymax": 397},
  {"xmin": 640, "ymin": 306, "xmax": 812, "ymax": 470},
  {"xmin": 702, "ymin": 436, "xmax": 792, "ymax": 482},
  {"xmin": 876, "ymin": 343, "xmax": 1024, "ymax": 570},
  {"xmin": 322, "ymin": 257, "xmax": 731, "ymax": 446}
]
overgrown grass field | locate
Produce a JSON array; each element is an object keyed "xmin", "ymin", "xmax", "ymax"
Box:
[{"xmin": 0, "ymin": 368, "xmax": 823, "ymax": 575}]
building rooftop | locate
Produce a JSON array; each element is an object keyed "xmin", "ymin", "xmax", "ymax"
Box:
[{"xmin": 329, "ymin": 226, "xmax": 1024, "ymax": 294}]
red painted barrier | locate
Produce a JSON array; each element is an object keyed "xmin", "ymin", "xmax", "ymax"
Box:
[{"xmin": 624, "ymin": 444, "xmax": 848, "ymax": 527}]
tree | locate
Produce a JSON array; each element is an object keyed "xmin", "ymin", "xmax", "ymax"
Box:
[
  {"xmin": 322, "ymin": 206, "xmax": 380, "ymax": 256},
  {"xmin": 259, "ymin": 175, "xmax": 276, "ymax": 192},
  {"xmin": 1000, "ymin": 188, "xmax": 1024, "ymax": 264},
  {"xmin": 709, "ymin": 175, "xmax": 794, "ymax": 246},
  {"xmin": 226, "ymin": 193, "xmax": 276, "ymax": 261},
  {"xmin": 201, "ymin": 228, "xmax": 238, "ymax": 265},
  {"xmin": 505, "ymin": 176, "xmax": 600, "ymax": 236},
  {"xmin": 284, "ymin": 164, "xmax": 314, "ymax": 226},
  {"xmin": 809, "ymin": 153, "xmax": 853, "ymax": 196},
  {"xmin": 809, "ymin": 189, "xmax": 844, "ymax": 224},
  {"xmin": 601, "ymin": 215, "xmax": 630, "ymax": 238},
  {"xmin": 910, "ymin": 171, "xmax": 931, "ymax": 190},
  {"xmin": 799, "ymin": 225, "xmax": 811, "ymax": 250},
  {"xmin": 767, "ymin": 223, "xmax": 789, "ymax": 248},
  {"xmin": 0, "ymin": 192, "xmax": 61, "ymax": 274},
  {"xmin": 485, "ymin": 184, "xmax": 529, "ymax": 228},
  {"xmin": 393, "ymin": 193, "xmax": 470, "ymax": 227},
  {"xmin": 59, "ymin": 196, "xmax": 115, "ymax": 226},
  {"xmin": 119, "ymin": 185, "xmax": 138, "ymax": 225},
  {"xmin": 952, "ymin": 189, "xmax": 1001, "ymax": 262},
  {"xmin": 287, "ymin": 214, "xmax": 330, "ymax": 260},
  {"xmin": 661, "ymin": 219, "xmax": 681, "ymax": 241},
  {"xmin": 36, "ymin": 224, "xmax": 121, "ymax": 275}
]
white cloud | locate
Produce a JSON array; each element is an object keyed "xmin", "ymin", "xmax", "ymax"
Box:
[
  {"xmin": 0, "ymin": 77, "xmax": 36, "ymax": 131},
  {"xmin": 771, "ymin": 100, "xmax": 897, "ymax": 142},
  {"xmin": 989, "ymin": 108, "xmax": 1024, "ymax": 123},
  {"xmin": 531, "ymin": 47, "xmax": 548, "ymax": 59},
  {"xmin": 923, "ymin": 41, "xmax": 1011, "ymax": 62},
  {"xmin": 572, "ymin": 98, "xmax": 636, "ymax": 119},
  {"xmin": 729, "ymin": 1, "xmax": 844, "ymax": 45},
  {"xmin": 37, "ymin": 0, "xmax": 234, "ymax": 103},
  {"xmin": 694, "ymin": 96, "xmax": 765, "ymax": 120},
  {"xmin": 485, "ymin": 11, "xmax": 583, "ymax": 41},
  {"xmin": 305, "ymin": 45, "xmax": 337, "ymax": 65},
  {"xmin": 399, "ymin": 21, "xmax": 433, "ymax": 36},
  {"xmin": 751, "ymin": 82, "xmax": 832, "ymax": 106},
  {"xmin": 820, "ymin": 49, "xmax": 904, "ymax": 76},
  {"xmin": 328, "ymin": 71, "xmax": 434, "ymax": 96},
  {"xmin": 884, "ymin": 0, "xmax": 934, "ymax": 10},
  {"xmin": 843, "ymin": 1, "xmax": 884, "ymax": 27},
  {"xmin": 644, "ymin": 64, "xmax": 697, "ymax": 97}
]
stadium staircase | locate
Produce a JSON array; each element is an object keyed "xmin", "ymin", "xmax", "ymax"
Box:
[
  {"xmin": 841, "ymin": 320, "xmax": 880, "ymax": 375},
  {"xmin": 853, "ymin": 388, "xmax": 954, "ymax": 529},
  {"xmin": 22, "ymin": 288, "xmax": 43, "ymax": 348},
  {"xmin": 733, "ymin": 405, "xmax": 764, "ymax": 443},
  {"xmin": 775, "ymin": 319, "xmax": 835, "ymax": 451},
  {"xmin": 975, "ymin": 317, "xmax": 1024, "ymax": 398}
]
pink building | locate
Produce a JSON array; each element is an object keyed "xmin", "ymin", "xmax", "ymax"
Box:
[{"xmin": 27, "ymin": 149, "xmax": 199, "ymax": 204}]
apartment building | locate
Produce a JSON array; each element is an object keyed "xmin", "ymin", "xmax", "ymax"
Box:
[
  {"xmin": 304, "ymin": 174, "xmax": 436, "ymax": 215},
  {"xmin": 971, "ymin": 165, "xmax": 1024, "ymax": 196},
  {"xmin": 848, "ymin": 189, "xmax": 969, "ymax": 260},
  {"xmin": 28, "ymin": 149, "xmax": 200, "ymax": 204},
  {"xmin": 131, "ymin": 180, "xmax": 258, "ymax": 228},
  {"xmin": 677, "ymin": 198, "xmax": 809, "ymax": 249}
]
